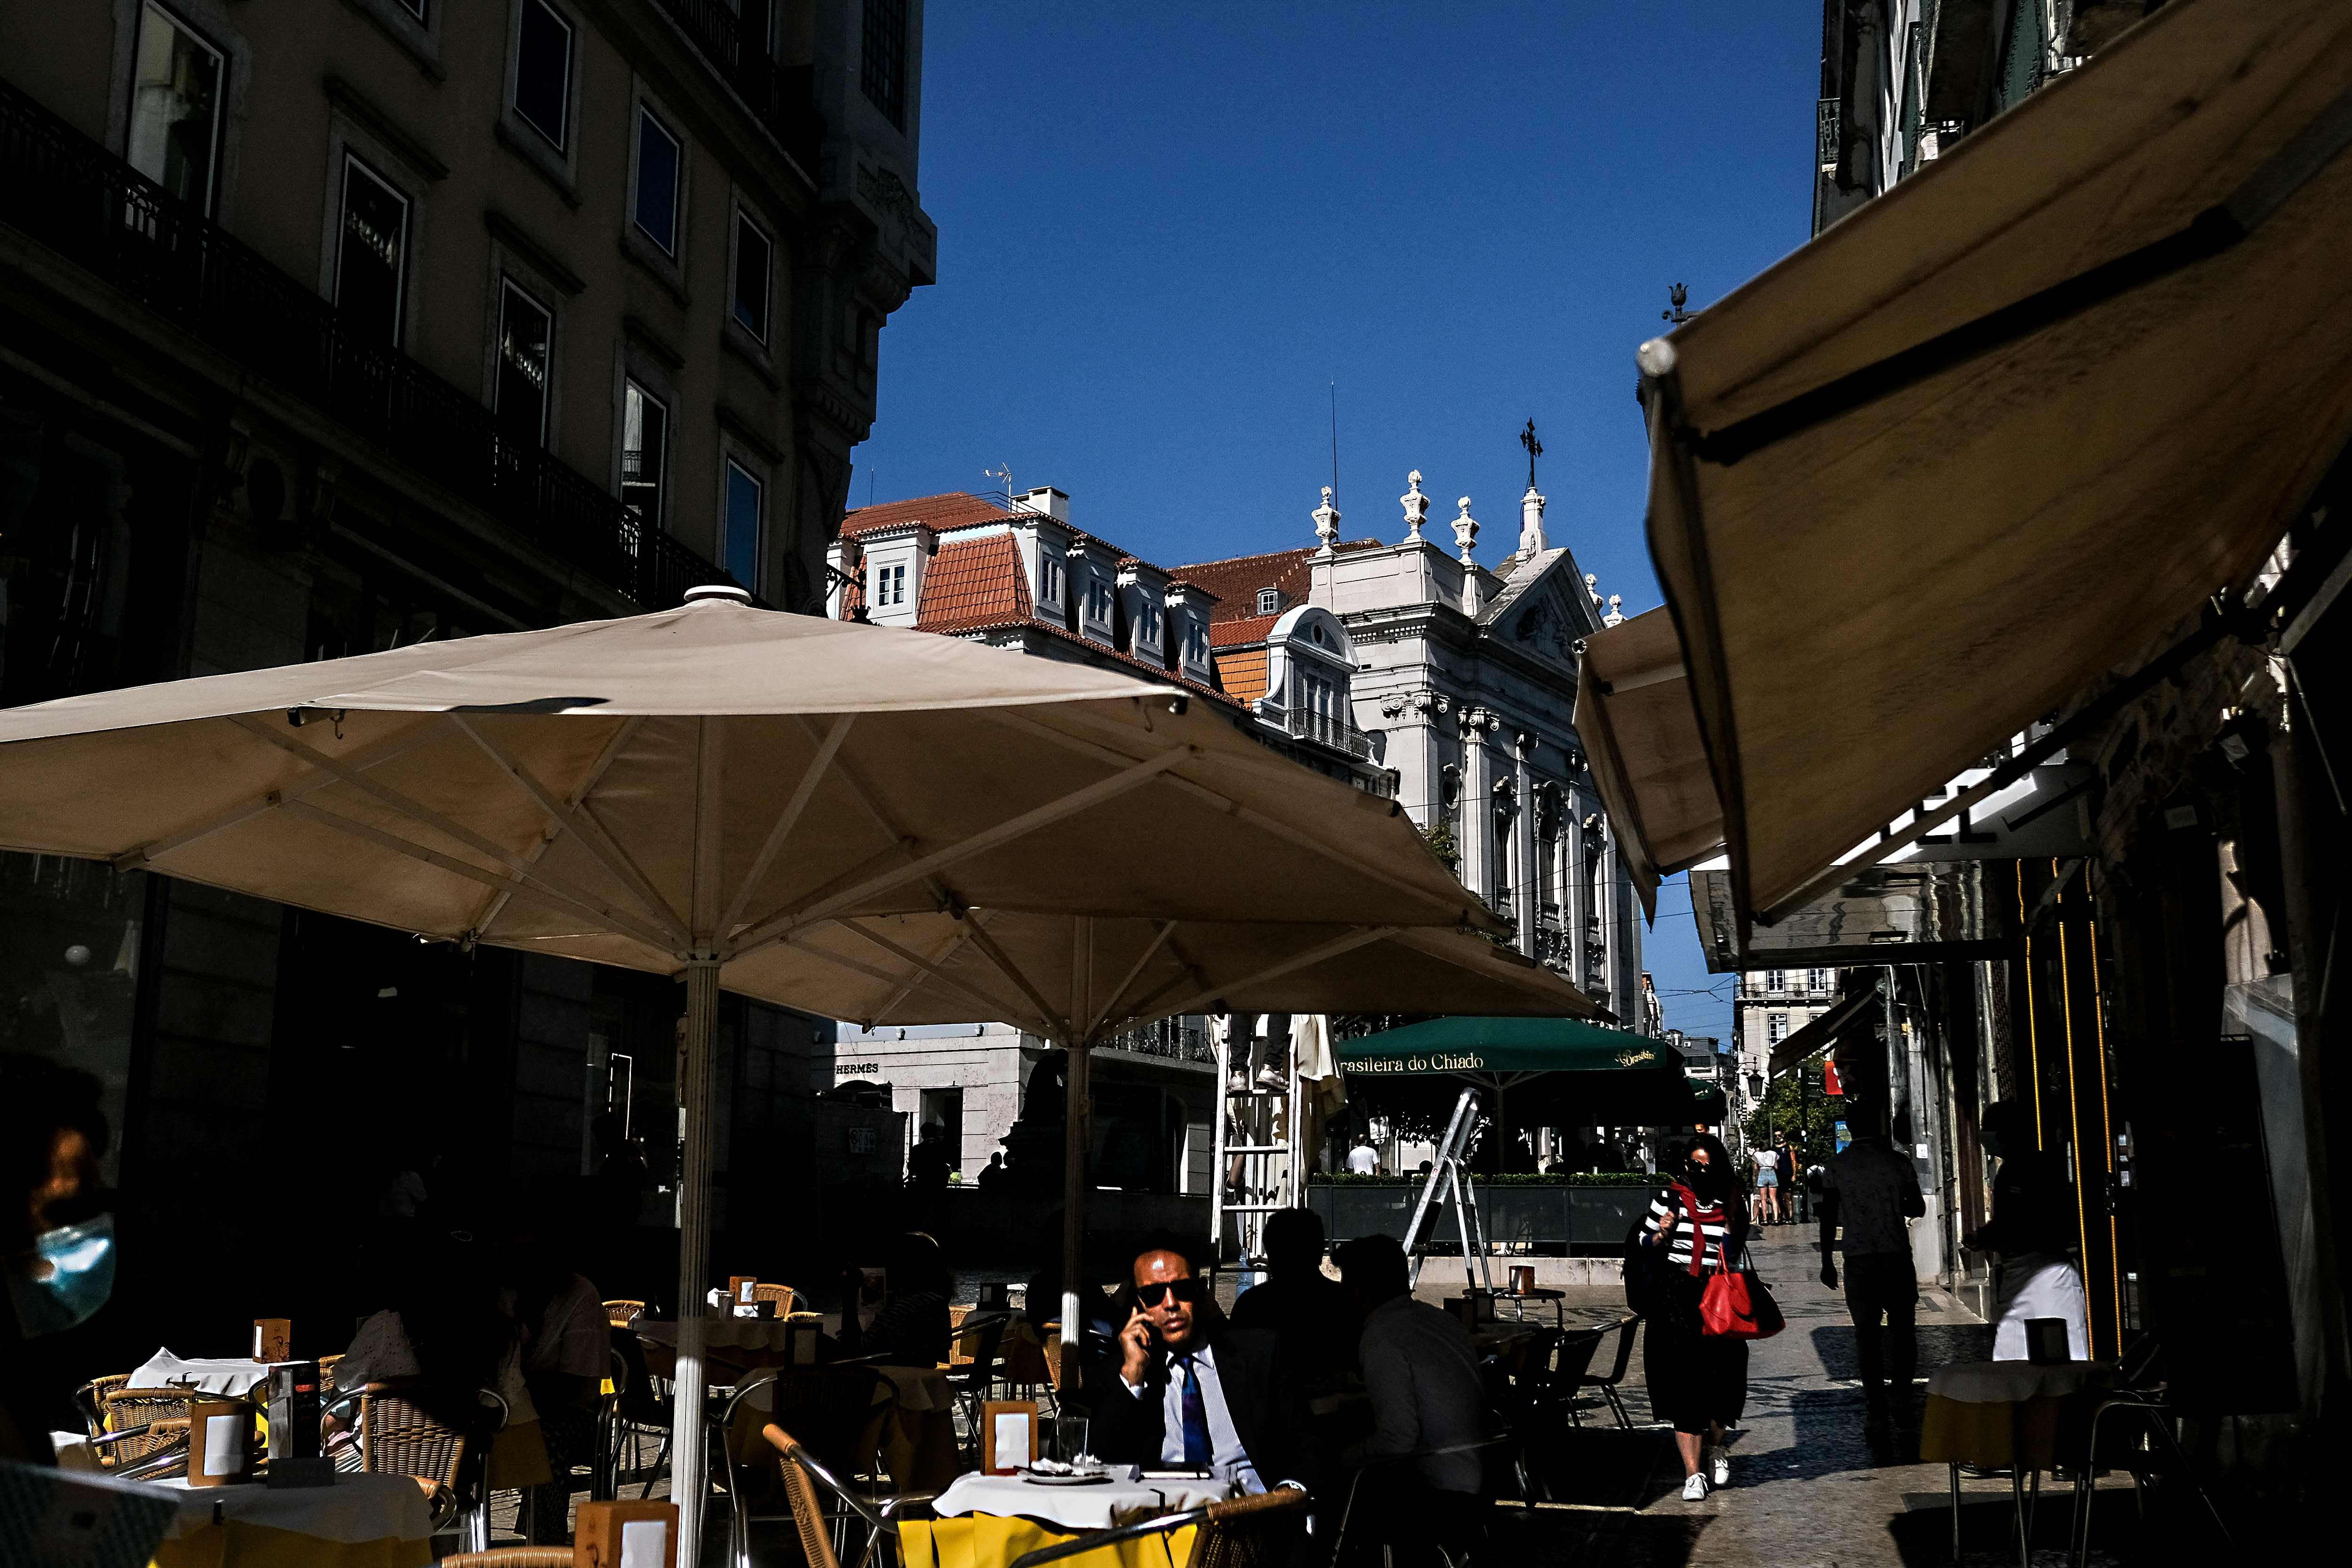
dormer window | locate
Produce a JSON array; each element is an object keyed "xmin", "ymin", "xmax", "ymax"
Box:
[
  {"xmin": 871, "ymin": 562, "xmax": 906, "ymax": 607},
  {"xmin": 1184, "ymin": 623, "xmax": 1208, "ymax": 664},
  {"xmin": 1257, "ymin": 588, "xmax": 1280, "ymax": 615},
  {"xmin": 1041, "ymin": 557, "xmax": 1061, "ymax": 605},
  {"xmin": 1086, "ymin": 580, "xmax": 1113, "ymax": 624}
]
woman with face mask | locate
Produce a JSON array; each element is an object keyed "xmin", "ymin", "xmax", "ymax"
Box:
[
  {"xmin": 1638, "ymin": 1132, "xmax": 1751, "ymax": 1500},
  {"xmin": 2, "ymin": 1053, "xmax": 114, "ymax": 1464}
]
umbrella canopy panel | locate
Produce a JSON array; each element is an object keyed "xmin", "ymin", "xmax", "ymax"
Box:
[{"xmin": 1641, "ymin": 0, "xmax": 2352, "ymax": 923}]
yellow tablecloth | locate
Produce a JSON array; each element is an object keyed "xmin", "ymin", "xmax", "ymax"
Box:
[
  {"xmin": 148, "ymin": 1473, "xmax": 431, "ymax": 1568},
  {"xmin": 900, "ymin": 1515, "xmax": 1198, "ymax": 1568},
  {"xmin": 1918, "ymin": 1394, "xmax": 2072, "ymax": 1468}
]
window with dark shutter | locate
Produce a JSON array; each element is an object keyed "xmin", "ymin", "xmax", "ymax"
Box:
[
  {"xmin": 860, "ymin": 0, "xmax": 907, "ymax": 128},
  {"xmin": 514, "ymin": 0, "xmax": 573, "ymax": 151}
]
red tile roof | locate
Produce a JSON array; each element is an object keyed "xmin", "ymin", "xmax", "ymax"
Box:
[
  {"xmin": 922, "ymin": 532, "xmax": 1033, "ymax": 631},
  {"xmin": 842, "ymin": 491, "xmax": 1017, "ymax": 536},
  {"xmin": 1209, "ymin": 613, "xmax": 1280, "ymax": 648},
  {"xmin": 1171, "ymin": 541, "xmax": 1382, "ymax": 623}
]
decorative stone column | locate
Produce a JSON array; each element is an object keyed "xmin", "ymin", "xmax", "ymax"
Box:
[
  {"xmin": 1458, "ymin": 707, "xmax": 1495, "ymax": 907},
  {"xmin": 1453, "ymin": 498, "xmax": 1484, "ymax": 616},
  {"xmin": 1313, "ymin": 486, "xmax": 1341, "ymax": 557},
  {"xmin": 1513, "ymin": 732, "xmax": 1539, "ymax": 958}
]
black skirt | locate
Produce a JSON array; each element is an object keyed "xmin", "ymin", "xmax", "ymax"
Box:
[{"xmin": 1641, "ymin": 1272, "xmax": 1749, "ymax": 1434}]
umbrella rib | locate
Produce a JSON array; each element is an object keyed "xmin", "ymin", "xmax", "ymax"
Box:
[
  {"xmin": 1111, "ymin": 933, "xmax": 1214, "ymax": 1029},
  {"xmin": 837, "ymin": 916, "xmax": 1039, "ymax": 1031},
  {"xmin": 1152, "ymin": 925, "xmax": 1402, "ymax": 1021},
  {"xmin": 985, "ymin": 711, "xmax": 1486, "ymax": 931},
  {"xmin": 227, "ymin": 713, "xmax": 673, "ymax": 953},
  {"xmin": 111, "ymin": 721, "xmax": 440, "ymax": 872},
  {"xmin": 1088, "ymin": 919, "xmax": 1179, "ymax": 1038},
  {"xmin": 720, "ymin": 714, "xmax": 855, "ymax": 938},
  {"xmin": 447, "ymin": 715, "xmax": 689, "ymax": 944},
  {"xmin": 866, "ymin": 917, "xmax": 982, "ymax": 1028},
  {"xmin": 723, "ymin": 745, "xmax": 1200, "ymax": 960},
  {"xmin": 278, "ymin": 799, "xmax": 670, "ymax": 948},
  {"xmin": 790, "ymin": 932, "xmax": 1052, "ymax": 1039},
  {"xmin": 470, "ymin": 715, "xmax": 644, "ymax": 940},
  {"xmin": 957, "ymin": 914, "xmax": 1070, "ymax": 1039}
]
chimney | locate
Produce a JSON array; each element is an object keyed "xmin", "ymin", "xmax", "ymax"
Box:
[{"xmin": 1019, "ymin": 486, "xmax": 1069, "ymax": 523}]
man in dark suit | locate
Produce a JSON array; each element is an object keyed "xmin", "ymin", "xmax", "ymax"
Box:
[{"xmin": 1090, "ymin": 1239, "xmax": 1308, "ymax": 1494}]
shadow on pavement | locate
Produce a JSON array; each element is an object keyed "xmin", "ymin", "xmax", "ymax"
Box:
[
  {"xmin": 1525, "ymin": 1425, "xmax": 1685, "ymax": 1509},
  {"xmin": 1883, "ymin": 1483, "xmax": 2241, "ymax": 1567},
  {"xmin": 1492, "ymin": 1507, "xmax": 1712, "ymax": 1568},
  {"xmin": 1808, "ymin": 1321, "xmax": 1995, "ymax": 1381}
]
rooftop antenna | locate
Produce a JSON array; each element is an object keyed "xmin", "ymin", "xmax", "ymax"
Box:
[
  {"xmin": 1329, "ymin": 380, "xmax": 1340, "ymax": 508},
  {"xmin": 984, "ymin": 462, "xmax": 1013, "ymax": 510}
]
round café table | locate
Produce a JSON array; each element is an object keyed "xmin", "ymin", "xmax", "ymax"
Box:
[
  {"xmin": 900, "ymin": 1472, "xmax": 1229, "ymax": 1568},
  {"xmin": 1919, "ymin": 1359, "xmax": 2110, "ymax": 1567}
]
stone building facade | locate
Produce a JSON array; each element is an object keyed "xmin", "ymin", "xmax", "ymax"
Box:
[{"xmin": 0, "ymin": 0, "xmax": 931, "ymax": 1338}]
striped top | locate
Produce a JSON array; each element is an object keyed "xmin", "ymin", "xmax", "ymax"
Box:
[{"xmin": 1643, "ymin": 1186, "xmax": 1737, "ymax": 1274}]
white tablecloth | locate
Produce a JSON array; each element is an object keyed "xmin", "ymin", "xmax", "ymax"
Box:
[
  {"xmin": 1925, "ymin": 1359, "xmax": 2108, "ymax": 1404},
  {"xmin": 148, "ymin": 1472, "xmax": 432, "ymax": 1543},
  {"xmin": 128, "ymin": 1349, "xmax": 280, "ymax": 1397},
  {"xmin": 636, "ymin": 1318, "xmax": 800, "ymax": 1351},
  {"xmin": 931, "ymin": 1473, "xmax": 1228, "ymax": 1531}
]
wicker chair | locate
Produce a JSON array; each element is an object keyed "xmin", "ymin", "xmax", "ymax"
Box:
[
  {"xmin": 604, "ymin": 1298, "xmax": 647, "ymax": 1328},
  {"xmin": 723, "ymin": 1366, "xmax": 906, "ymax": 1568},
  {"xmin": 1007, "ymin": 1482, "xmax": 1311, "ymax": 1568},
  {"xmin": 753, "ymin": 1283, "xmax": 795, "ymax": 1317},
  {"xmin": 762, "ymin": 1420, "xmax": 937, "ymax": 1568},
  {"xmin": 318, "ymin": 1353, "xmax": 345, "ymax": 1394},
  {"xmin": 436, "ymin": 1553, "xmax": 577, "ymax": 1568},
  {"xmin": 331, "ymin": 1382, "xmax": 504, "ymax": 1552},
  {"xmin": 72, "ymin": 1374, "xmax": 128, "ymax": 1439},
  {"xmin": 95, "ymin": 1386, "xmax": 195, "ymax": 1473}
]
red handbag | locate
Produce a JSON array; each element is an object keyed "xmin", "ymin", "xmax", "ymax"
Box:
[{"xmin": 1681, "ymin": 1190, "xmax": 1783, "ymax": 1340}]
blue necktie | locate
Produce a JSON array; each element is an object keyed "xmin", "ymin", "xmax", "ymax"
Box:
[{"xmin": 1176, "ymin": 1355, "xmax": 1212, "ymax": 1468}]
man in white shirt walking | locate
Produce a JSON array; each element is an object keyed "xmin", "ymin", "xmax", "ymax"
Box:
[{"xmin": 1346, "ymin": 1138, "xmax": 1380, "ymax": 1175}]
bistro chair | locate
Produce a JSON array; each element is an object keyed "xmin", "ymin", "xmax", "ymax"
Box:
[
  {"xmin": 318, "ymin": 1353, "xmax": 345, "ymax": 1393},
  {"xmin": 727, "ymin": 1373, "xmax": 906, "ymax": 1568},
  {"xmin": 2065, "ymin": 1338, "xmax": 2236, "ymax": 1568},
  {"xmin": 609, "ymin": 1324, "xmax": 673, "ymax": 1499},
  {"xmin": 322, "ymin": 1381, "xmax": 505, "ymax": 1552},
  {"xmin": 1575, "ymin": 1315, "xmax": 1640, "ymax": 1430},
  {"xmin": 763, "ymin": 1421, "xmax": 938, "ymax": 1568},
  {"xmin": 944, "ymin": 1311, "xmax": 1011, "ymax": 1453},
  {"xmin": 72, "ymin": 1374, "xmax": 127, "ymax": 1439},
  {"xmin": 1547, "ymin": 1327, "xmax": 1608, "ymax": 1430},
  {"xmin": 436, "ymin": 1553, "xmax": 577, "ymax": 1568},
  {"xmin": 1321, "ymin": 1440, "xmax": 1514, "ymax": 1568},
  {"xmin": 1040, "ymin": 1325, "xmax": 1075, "ymax": 1414},
  {"xmin": 1007, "ymin": 1482, "xmax": 1311, "ymax": 1568},
  {"xmin": 754, "ymin": 1282, "xmax": 796, "ymax": 1317},
  {"xmin": 604, "ymin": 1298, "xmax": 647, "ymax": 1328}
]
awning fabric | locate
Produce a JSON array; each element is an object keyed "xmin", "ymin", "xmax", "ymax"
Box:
[
  {"xmin": 1337, "ymin": 1017, "xmax": 1724, "ymax": 1125},
  {"xmin": 1573, "ymin": 608, "xmax": 1724, "ymax": 919},
  {"xmin": 1769, "ymin": 989, "xmax": 1876, "ymax": 1080},
  {"xmin": 1639, "ymin": 0, "xmax": 2352, "ymax": 924}
]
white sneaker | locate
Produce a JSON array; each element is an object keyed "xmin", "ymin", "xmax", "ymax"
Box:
[
  {"xmin": 1681, "ymin": 1472, "xmax": 1709, "ymax": 1501},
  {"xmin": 1710, "ymin": 1448, "xmax": 1731, "ymax": 1487}
]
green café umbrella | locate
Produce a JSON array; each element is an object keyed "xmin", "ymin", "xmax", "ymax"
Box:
[{"xmin": 1337, "ymin": 1016, "xmax": 1725, "ymax": 1133}]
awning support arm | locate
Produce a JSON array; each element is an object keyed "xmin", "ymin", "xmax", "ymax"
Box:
[
  {"xmin": 868, "ymin": 918, "xmax": 982, "ymax": 1029},
  {"xmin": 835, "ymin": 916, "xmax": 1043, "ymax": 1031},
  {"xmin": 112, "ymin": 722, "xmax": 441, "ymax": 872},
  {"xmin": 1088, "ymin": 920, "xmax": 1179, "ymax": 1038},
  {"xmin": 957, "ymin": 915, "xmax": 1072, "ymax": 1040}
]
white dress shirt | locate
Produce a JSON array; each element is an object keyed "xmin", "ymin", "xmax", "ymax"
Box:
[{"xmin": 1123, "ymin": 1340, "xmax": 1263, "ymax": 1494}]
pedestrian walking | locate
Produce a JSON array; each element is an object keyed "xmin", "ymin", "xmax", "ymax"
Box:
[
  {"xmin": 1751, "ymin": 1143, "xmax": 1781, "ymax": 1225},
  {"xmin": 1968, "ymin": 1101, "xmax": 2090, "ymax": 1360},
  {"xmin": 1772, "ymin": 1134, "xmax": 1799, "ymax": 1222},
  {"xmin": 1637, "ymin": 1133, "xmax": 1750, "ymax": 1499},
  {"xmin": 1818, "ymin": 1114, "xmax": 1925, "ymax": 1421}
]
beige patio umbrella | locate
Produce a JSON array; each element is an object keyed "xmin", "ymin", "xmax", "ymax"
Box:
[{"xmin": 0, "ymin": 586, "xmax": 1589, "ymax": 1547}]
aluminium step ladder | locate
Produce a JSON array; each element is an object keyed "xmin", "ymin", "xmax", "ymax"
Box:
[{"xmin": 1403, "ymin": 1086, "xmax": 1494, "ymax": 1290}]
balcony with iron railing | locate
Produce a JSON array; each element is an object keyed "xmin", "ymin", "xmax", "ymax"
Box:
[
  {"xmin": 1274, "ymin": 704, "xmax": 1377, "ymax": 760},
  {"xmin": 648, "ymin": 0, "xmax": 826, "ymax": 175},
  {"xmin": 1098, "ymin": 1018, "xmax": 1215, "ymax": 1065},
  {"xmin": 0, "ymin": 76, "xmax": 749, "ymax": 613}
]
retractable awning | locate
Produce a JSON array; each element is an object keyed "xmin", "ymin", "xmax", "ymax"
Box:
[
  {"xmin": 1574, "ymin": 608, "xmax": 1723, "ymax": 920},
  {"xmin": 1769, "ymin": 988, "xmax": 1876, "ymax": 1080},
  {"xmin": 1638, "ymin": 0, "xmax": 2352, "ymax": 926}
]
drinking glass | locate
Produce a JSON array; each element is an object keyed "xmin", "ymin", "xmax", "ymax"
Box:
[{"xmin": 1052, "ymin": 1415, "xmax": 1091, "ymax": 1465}]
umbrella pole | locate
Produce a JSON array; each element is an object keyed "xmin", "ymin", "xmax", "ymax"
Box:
[
  {"xmin": 1059, "ymin": 1033, "xmax": 1090, "ymax": 1388},
  {"xmin": 673, "ymin": 956, "xmax": 721, "ymax": 1564}
]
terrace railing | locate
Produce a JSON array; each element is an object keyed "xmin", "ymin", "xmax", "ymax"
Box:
[
  {"xmin": 648, "ymin": 0, "xmax": 826, "ymax": 174},
  {"xmin": 0, "ymin": 75, "xmax": 749, "ymax": 613}
]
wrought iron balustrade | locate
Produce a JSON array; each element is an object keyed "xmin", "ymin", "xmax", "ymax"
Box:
[
  {"xmin": 647, "ymin": 0, "xmax": 825, "ymax": 172},
  {"xmin": 1099, "ymin": 1019, "xmax": 1214, "ymax": 1064},
  {"xmin": 0, "ymin": 77, "xmax": 747, "ymax": 612},
  {"xmin": 1278, "ymin": 704, "xmax": 1376, "ymax": 759}
]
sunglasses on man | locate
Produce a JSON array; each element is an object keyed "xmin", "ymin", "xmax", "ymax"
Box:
[{"xmin": 1135, "ymin": 1278, "xmax": 1208, "ymax": 1307}]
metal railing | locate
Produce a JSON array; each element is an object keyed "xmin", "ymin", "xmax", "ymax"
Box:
[
  {"xmin": 648, "ymin": 0, "xmax": 825, "ymax": 173},
  {"xmin": 0, "ymin": 76, "xmax": 746, "ymax": 612},
  {"xmin": 1099, "ymin": 1018, "xmax": 1214, "ymax": 1064},
  {"xmin": 1278, "ymin": 705, "xmax": 1376, "ymax": 759}
]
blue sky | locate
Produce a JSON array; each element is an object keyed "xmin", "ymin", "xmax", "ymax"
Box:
[{"xmin": 850, "ymin": 2, "xmax": 1821, "ymax": 1042}]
